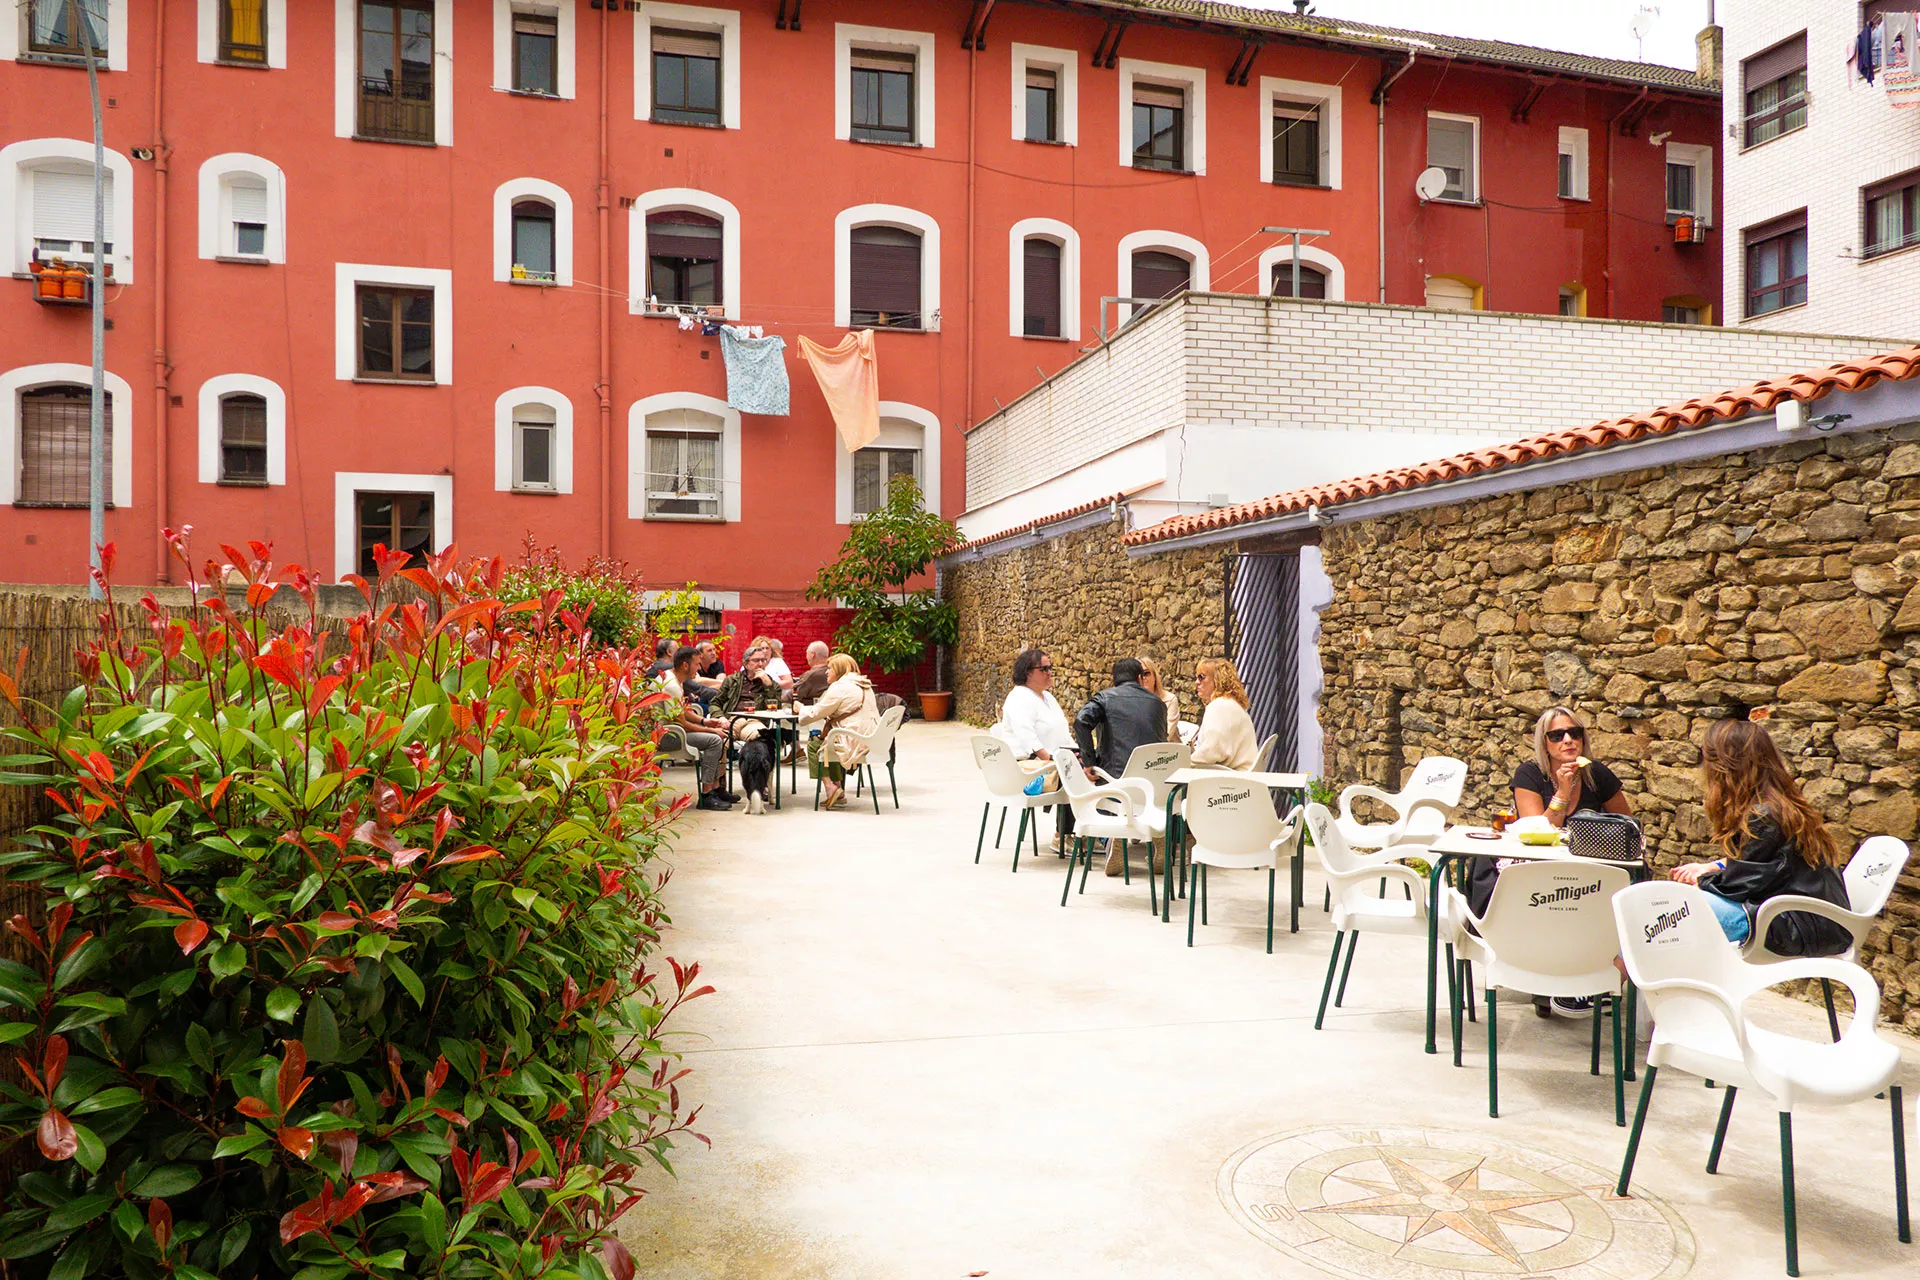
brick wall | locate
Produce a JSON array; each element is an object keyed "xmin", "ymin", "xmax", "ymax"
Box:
[
  {"xmin": 1722, "ymin": 2, "xmax": 1920, "ymax": 339},
  {"xmin": 963, "ymin": 294, "xmax": 1905, "ymax": 512},
  {"xmin": 719, "ymin": 607, "xmax": 934, "ymax": 700}
]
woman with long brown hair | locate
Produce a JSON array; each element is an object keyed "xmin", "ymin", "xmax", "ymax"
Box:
[
  {"xmin": 1670, "ymin": 718, "xmax": 1850, "ymax": 953},
  {"xmin": 1190, "ymin": 656, "xmax": 1257, "ymax": 770}
]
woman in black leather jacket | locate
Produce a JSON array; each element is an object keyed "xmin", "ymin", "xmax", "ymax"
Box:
[{"xmin": 1669, "ymin": 718, "xmax": 1850, "ymax": 954}]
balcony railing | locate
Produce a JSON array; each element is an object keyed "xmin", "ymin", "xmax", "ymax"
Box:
[{"xmin": 358, "ymin": 76, "xmax": 435, "ymax": 144}]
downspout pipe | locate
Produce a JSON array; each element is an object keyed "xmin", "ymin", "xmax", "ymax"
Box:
[
  {"xmin": 152, "ymin": 0, "xmax": 171, "ymax": 583},
  {"xmin": 596, "ymin": 4, "xmax": 612, "ymax": 557},
  {"xmin": 964, "ymin": 44, "xmax": 978, "ymax": 433},
  {"xmin": 1372, "ymin": 52, "xmax": 1415, "ymax": 304},
  {"xmin": 1603, "ymin": 87, "xmax": 1650, "ymax": 318}
]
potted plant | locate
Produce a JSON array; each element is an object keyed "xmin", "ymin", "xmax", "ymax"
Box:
[{"xmin": 807, "ymin": 474, "xmax": 961, "ymax": 718}]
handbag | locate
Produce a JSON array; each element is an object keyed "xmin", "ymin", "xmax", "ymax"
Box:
[{"xmin": 1563, "ymin": 810, "xmax": 1645, "ymax": 864}]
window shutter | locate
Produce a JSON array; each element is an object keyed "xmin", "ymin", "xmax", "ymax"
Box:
[
  {"xmin": 1271, "ymin": 263, "xmax": 1327, "ymax": 299},
  {"xmin": 849, "ymin": 227, "xmax": 922, "ymax": 317},
  {"xmin": 1742, "ymin": 32, "xmax": 1806, "ymax": 89},
  {"xmin": 1134, "ymin": 82, "xmax": 1184, "ymax": 109},
  {"xmin": 652, "ymin": 27, "xmax": 721, "ymax": 58},
  {"xmin": 32, "ymin": 168, "xmax": 112, "ymax": 243},
  {"xmin": 1864, "ymin": 168, "xmax": 1920, "ymax": 203},
  {"xmin": 647, "ymin": 214, "xmax": 722, "ymax": 261},
  {"xmin": 1744, "ymin": 208, "xmax": 1807, "ymax": 245},
  {"xmin": 19, "ymin": 387, "xmax": 109, "ymax": 506},
  {"xmin": 1022, "ymin": 238, "xmax": 1062, "ymax": 335},
  {"xmin": 1026, "ymin": 66, "xmax": 1057, "ymax": 90},
  {"xmin": 850, "ymin": 48, "xmax": 916, "ymax": 72},
  {"xmin": 229, "ymin": 178, "xmax": 269, "ymax": 224},
  {"xmin": 1427, "ymin": 120, "xmax": 1470, "ymax": 174},
  {"xmin": 1131, "ymin": 250, "xmax": 1190, "ymax": 301}
]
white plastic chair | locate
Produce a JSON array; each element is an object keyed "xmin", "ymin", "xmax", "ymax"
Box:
[
  {"xmin": 1453, "ymin": 860, "xmax": 1636, "ymax": 1122},
  {"xmin": 1742, "ymin": 836, "xmax": 1910, "ymax": 1040},
  {"xmin": 969, "ymin": 735, "xmax": 1062, "ymax": 873},
  {"xmin": 1181, "ymin": 775, "xmax": 1301, "ymax": 953},
  {"xmin": 1612, "ymin": 881, "xmax": 1909, "ymax": 1276},
  {"xmin": 1304, "ymin": 803, "xmax": 1467, "ymax": 1028},
  {"xmin": 816, "ymin": 705, "xmax": 905, "ymax": 814},
  {"xmin": 1335, "ymin": 756, "xmax": 1467, "ymax": 852},
  {"xmin": 1055, "ymin": 751, "xmax": 1161, "ymax": 909},
  {"xmin": 653, "ymin": 724, "xmax": 702, "ymax": 767},
  {"xmin": 1251, "ymin": 734, "xmax": 1279, "ymax": 773},
  {"xmin": 1119, "ymin": 741, "xmax": 1191, "ymax": 811}
]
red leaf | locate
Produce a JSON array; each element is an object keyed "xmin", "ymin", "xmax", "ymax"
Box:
[
  {"xmin": 148, "ymin": 1197, "xmax": 173, "ymax": 1250},
  {"xmin": 42, "ymin": 1035, "xmax": 68, "ymax": 1092},
  {"xmin": 321, "ymin": 1129, "xmax": 358, "ymax": 1175},
  {"xmin": 469, "ymin": 1166, "xmax": 512, "ymax": 1206},
  {"xmin": 277, "ymin": 1125, "xmax": 315, "ymax": 1159},
  {"xmin": 352, "ymin": 820, "xmax": 400, "ymax": 854},
  {"xmin": 174, "ymin": 918, "xmax": 210, "ymax": 955},
  {"xmin": 235, "ymin": 1097, "xmax": 275, "ymax": 1120},
  {"xmin": 37, "ymin": 1107, "xmax": 76, "ymax": 1160},
  {"xmin": 330, "ymin": 1181, "xmax": 374, "ymax": 1223},
  {"xmin": 315, "ymin": 911, "xmax": 355, "ymax": 932},
  {"xmin": 431, "ymin": 844, "xmax": 500, "ymax": 868},
  {"xmin": 425, "ymin": 1055, "xmax": 449, "ymax": 1099},
  {"xmin": 279, "ymin": 1197, "xmax": 327, "ymax": 1245},
  {"xmin": 361, "ymin": 1170, "xmax": 429, "ymax": 1204},
  {"xmin": 277, "ymin": 1041, "xmax": 309, "ymax": 1113},
  {"xmin": 601, "ymin": 1238, "xmax": 637, "ymax": 1280},
  {"xmin": 306, "ymin": 674, "xmax": 343, "ymax": 719}
]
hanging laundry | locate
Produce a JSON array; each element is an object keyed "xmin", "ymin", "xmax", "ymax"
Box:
[
  {"xmin": 1851, "ymin": 17, "xmax": 1882, "ymax": 84},
  {"xmin": 1885, "ymin": 11, "xmax": 1920, "ymax": 107},
  {"xmin": 718, "ymin": 328, "xmax": 791, "ymax": 416},
  {"xmin": 797, "ymin": 330, "xmax": 880, "ymax": 452},
  {"xmin": 676, "ymin": 312, "xmax": 699, "ymax": 332}
]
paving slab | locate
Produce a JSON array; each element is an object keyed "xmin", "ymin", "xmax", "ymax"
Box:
[{"xmin": 626, "ymin": 722, "xmax": 1919, "ymax": 1280}]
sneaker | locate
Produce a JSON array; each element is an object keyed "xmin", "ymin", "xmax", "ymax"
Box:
[
  {"xmin": 1552, "ymin": 996, "xmax": 1595, "ymax": 1018},
  {"xmin": 1104, "ymin": 841, "xmax": 1126, "ymax": 878},
  {"xmin": 697, "ymin": 793, "xmax": 735, "ymax": 811},
  {"xmin": 713, "ymin": 789, "xmax": 741, "ymax": 804}
]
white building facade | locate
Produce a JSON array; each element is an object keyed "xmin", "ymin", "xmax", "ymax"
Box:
[{"xmin": 1720, "ymin": 1, "xmax": 1920, "ymax": 338}]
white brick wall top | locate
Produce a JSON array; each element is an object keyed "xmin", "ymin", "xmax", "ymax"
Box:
[{"xmin": 962, "ymin": 292, "xmax": 1909, "ymax": 511}]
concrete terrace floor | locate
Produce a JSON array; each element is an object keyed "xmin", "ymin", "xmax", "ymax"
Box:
[{"xmin": 626, "ymin": 721, "xmax": 1920, "ymax": 1280}]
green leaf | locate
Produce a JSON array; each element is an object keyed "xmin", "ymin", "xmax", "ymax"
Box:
[
  {"xmin": 52, "ymin": 938, "xmax": 105, "ymax": 991},
  {"xmin": 209, "ymin": 940, "xmax": 247, "ymax": 980},
  {"xmin": 419, "ymin": 1193, "xmax": 447, "ymax": 1254},
  {"xmin": 303, "ymin": 771, "xmax": 344, "ymax": 809},
  {"xmin": 55, "ymin": 991, "xmax": 125, "ymax": 1014},
  {"xmin": 301, "ymin": 995, "xmax": 342, "ymax": 1061},
  {"xmin": 0, "ymin": 1021, "xmax": 37, "ymax": 1044},
  {"xmin": 71, "ymin": 1123, "xmax": 105, "ymax": 1173},
  {"xmin": 289, "ymin": 873, "xmax": 323, "ymax": 914},
  {"xmin": 69, "ymin": 1086, "xmax": 142, "ymax": 1115},
  {"xmin": 265, "ymin": 987, "xmax": 301, "ymax": 1023},
  {"xmin": 0, "ymin": 1226, "xmax": 72, "ymax": 1260},
  {"xmin": 130, "ymin": 1163, "xmax": 199, "ymax": 1198},
  {"xmin": 44, "ymin": 1192, "xmax": 116, "ymax": 1232},
  {"xmin": 185, "ymin": 1023, "xmax": 215, "ymax": 1073},
  {"xmin": 112, "ymin": 1198, "xmax": 144, "ymax": 1242},
  {"xmin": 386, "ymin": 956, "xmax": 425, "ymax": 1008},
  {"xmin": 387, "ymin": 1131, "xmax": 449, "ymax": 1182},
  {"xmin": 213, "ymin": 1129, "xmax": 270, "ymax": 1159},
  {"xmin": 46, "ymin": 1234, "xmax": 104, "ymax": 1280},
  {"xmin": 219, "ymin": 1220, "xmax": 253, "ymax": 1269}
]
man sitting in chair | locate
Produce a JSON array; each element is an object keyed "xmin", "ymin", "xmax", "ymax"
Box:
[{"xmin": 1073, "ymin": 658, "xmax": 1169, "ymax": 876}]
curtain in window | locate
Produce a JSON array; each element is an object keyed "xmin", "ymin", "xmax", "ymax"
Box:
[
  {"xmin": 32, "ymin": 0, "xmax": 107, "ymax": 50},
  {"xmin": 226, "ymin": 0, "xmax": 265, "ymax": 49}
]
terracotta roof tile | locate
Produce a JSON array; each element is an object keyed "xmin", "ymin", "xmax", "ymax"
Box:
[
  {"xmin": 1122, "ymin": 346, "xmax": 1920, "ymax": 548},
  {"xmin": 952, "ymin": 491, "xmax": 1134, "ymax": 554}
]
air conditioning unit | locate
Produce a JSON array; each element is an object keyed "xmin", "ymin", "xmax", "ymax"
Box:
[{"xmin": 1672, "ymin": 215, "xmax": 1708, "ymax": 245}]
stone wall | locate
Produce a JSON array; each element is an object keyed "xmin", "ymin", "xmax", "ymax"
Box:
[
  {"xmin": 945, "ymin": 513, "xmax": 1224, "ymax": 726},
  {"xmin": 1316, "ymin": 422, "xmax": 1920, "ymax": 1027}
]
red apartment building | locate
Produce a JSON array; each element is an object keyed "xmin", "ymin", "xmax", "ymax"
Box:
[{"xmin": 0, "ymin": 0, "xmax": 1721, "ymax": 602}]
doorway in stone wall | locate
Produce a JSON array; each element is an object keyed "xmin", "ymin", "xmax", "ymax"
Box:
[{"xmin": 1226, "ymin": 551, "xmax": 1299, "ymax": 771}]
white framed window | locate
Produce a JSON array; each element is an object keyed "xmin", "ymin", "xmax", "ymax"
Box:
[
  {"xmin": 835, "ymin": 403, "xmax": 941, "ymax": 524},
  {"xmin": 1426, "ymin": 112, "xmax": 1480, "ymax": 203},
  {"xmin": 334, "ymin": 0, "xmax": 454, "ymax": 147},
  {"xmin": 834, "ymin": 23, "xmax": 936, "ymax": 148},
  {"xmin": 834, "ymin": 204, "xmax": 941, "ymax": 331},
  {"xmin": 1556, "ymin": 126, "xmax": 1589, "ymax": 201},
  {"xmin": 494, "ymin": 386, "xmax": 573, "ymax": 494},
  {"xmin": 1255, "ymin": 243, "xmax": 1345, "ymax": 301},
  {"xmin": 1665, "ymin": 141, "xmax": 1713, "ymax": 226},
  {"xmin": 334, "ymin": 263, "xmax": 454, "ymax": 384},
  {"xmin": 1, "ymin": 139, "xmax": 136, "ymax": 281},
  {"xmin": 635, "ymin": 3, "xmax": 739, "ymax": 127},
  {"xmin": 629, "ymin": 188, "xmax": 740, "ymax": 318},
  {"xmin": 1117, "ymin": 59, "xmax": 1205, "ymax": 175},
  {"xmin": 629, "ymin": 392, "xmax": 740, "ymax": 522},
  {"xmin": 493, "ymin": 0, "xmax": 574, "ymax": 98},
  {"xmin": 1011, "ymin": 43, "xmax": 1076, "ymax": 146},
  {"xmin": 1558, "ymin": 284, "xmax": 1587, "ymax": 317},
  {"xmin": 1116, "ymin": 230, "xmax": 1208, "ymax": 319},
  {"xmin": 1260, "ymin": 76, "xmax": 1340, "ymax": 189},
  {"xmin": 0, "ymin": 363, "xmax": 133, "ymax": 508},
  {"xmin": 333, "ymin": 471, "xmax": 452, "ymax": 582},
  {"xmin": 197, "ymin": 153, "xmax": 286, "ymax": 263},
  {"xmin": 492, "ymin": 177, "xmax": 573, "ymax": 285},
  {"xmin": 196, "ymin": 373, "xmax": 286, "ymax": 485},
  {"xmin": 2, "ymin": 1, "xmax": 130, "ymax": 72},
  {"xmin": 195, "ymin": 0, "xmax": 286, "ymax": 68},
  {"xmin": 1009, "ymin": 218, "xmax": 1080, "ymax": 341}
]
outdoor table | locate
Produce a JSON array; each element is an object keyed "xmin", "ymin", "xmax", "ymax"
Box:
[
  {"xmin": 1423, "ymin": 826, "xmax": 1640, "ymax": 1072},
  {"xmin": 1160, "ymin": 768, "xmax": 1312, "ymax": 927},
  {"xmin": 727, "ymin": 709, "xmax": 798, "ymax": 810}
]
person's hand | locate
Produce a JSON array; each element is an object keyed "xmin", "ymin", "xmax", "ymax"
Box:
[
  {"xmin": 1553, "ymin": 760, "xmax": 1581, "ymax": 801},
  {"xmin": 1032, "ymin": 749, "xmax": 1051, "ymax": 761},
  {"xmin": 1669, "ymin": 862, "xmax": 1710, "ymax": 886}
]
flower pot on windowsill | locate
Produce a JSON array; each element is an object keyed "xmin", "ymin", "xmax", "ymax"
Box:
[{"xmin": 917, "ymin": 691, "xmax": 952, "ymax": 722}]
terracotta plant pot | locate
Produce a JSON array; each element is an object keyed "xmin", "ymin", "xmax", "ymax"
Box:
[{"xmin": 917, "ymin": 691, "xmax": 953, "ymax": 722}]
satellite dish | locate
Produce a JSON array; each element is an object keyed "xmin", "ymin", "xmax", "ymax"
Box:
[
  {"xmin": 1414, "ymin": 166, "xmax": 1448, "ymax": 202},
  {"xmin": 1629, "ymin": 11, "xmax": 1654, "ymax": 39}
]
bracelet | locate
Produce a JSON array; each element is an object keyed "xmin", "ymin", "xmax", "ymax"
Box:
[{"xmin": 1547, "ymin": 797, "xmax": 1568, "ymax": 812}]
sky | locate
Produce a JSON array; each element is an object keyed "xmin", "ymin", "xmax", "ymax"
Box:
[{"xmin": 1237, "ymin": 1, "xmax": 1714, "ymax": 70}]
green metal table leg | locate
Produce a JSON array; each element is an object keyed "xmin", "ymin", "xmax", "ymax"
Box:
[
  {"xmin": 1781, "ymin": 1111, "xmax": 1799, "ymax": 1277},
  {"xmin": 1893, "ymin": 1084, "xmax": 1910, "ymax": 1244},
  {"xmin": 974, "ymin": 802, "xmax": 990, "ymax": 864},
  {"xmin": 1425, "ymin": 856, "xmax": 1445, "ymax": 1054},
  {"xmin": 1487, "ymin": 986, "xmax": 1499, "ymax": 1117},
  {"xmin": 1060, "ymin": 837, "xmax": 1081, "ymax": 906},
  {"xmin": 1613, "ymin": 991, "xmax": 1625, "ymax": 1127},
  {"xmin": 1334, "ymin": 932, "xmax": 1359, "ymax": 1007},
  {"xmin": 1708, "ymin": 1086, "xmax": 1737, "ymax": 1173},
  {"xmin": 1012, "ymin": 810, "xmax": 1028, "ymax": 873},
  {"xmin": 1266, "ymin": 868, "xmax": 1275, "ymax": 955},
  {"xmin": 1315, "ymin": 931, "xmax": 1344, "ymax": 1029},
  {"xmin": 1617, "ymin": 1066, "xmax": 1659, "ymax": 1196}
]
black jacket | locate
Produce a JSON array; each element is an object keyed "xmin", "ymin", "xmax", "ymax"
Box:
[
  {"xmin": 1073, "ymin": 681, "xmax": 1169, "ymax": 777},
  {"xmin": 1704, "ymin": 809, "xmax": 1850, "ymax": 957}
]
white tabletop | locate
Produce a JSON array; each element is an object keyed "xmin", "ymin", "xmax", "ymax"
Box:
[
  {"xmin": 731, "ymin": 707, "xmax": 797, "ymax": 719},
  {"xmin": 1166, "ymin": 768, "xmax": 1312, "ymax": 790},
  {"xmin": 1427, "ymin": 825, "xmax": 1572, "ymax": 861}
]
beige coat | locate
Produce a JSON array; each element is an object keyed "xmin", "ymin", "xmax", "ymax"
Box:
[
  {"xmin": 802, "ymin": 673, "xmax": 880, "ymax": 767},
  {"xmin": 1191, "ymin": 695, "xmax": 1258, "ymax": 771}
]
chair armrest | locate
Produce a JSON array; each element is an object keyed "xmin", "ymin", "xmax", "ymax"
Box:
[
  {"xmin": 1084, "ymin": 782, "xmax": 1142, "ymax": 820},
  {"xmin": 1629, "ymin": 974, "xmax": 1752, "ymax": 1058},
  {"xmin": 1732, "ymin": 956, "xmax": 1884, "ymax": 1039},
  {"xmin": 1386, "ymin": 800, "xmax": 1452, "ymax": 846},
  {"xmin": 1748, "ymin": 895, "xmax": 1873, "ymax": 952},
  {"xmin": 1339, "ymin": 783, "xmax": 1404, "ymax": 828},
  {"xmin": 1110, "ymin": 777, "xmax": 1154, "ymax": 810}
]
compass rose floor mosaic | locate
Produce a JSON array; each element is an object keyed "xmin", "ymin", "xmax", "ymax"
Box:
[{"xmin": 1220, "ymin": 1125, "xmax": 1694, "ymax": 1279}]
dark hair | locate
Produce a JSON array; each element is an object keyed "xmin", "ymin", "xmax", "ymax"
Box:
[
  {"xmin": 1012, "ymin": 649, "xmax": 1048, "ymax": 687},
  {"xmin": 1111, "ymin": 657, "xmax": 1144, "ymax": 685},
  {"xmin": 673, "ymin": 645, "xmax": 698, "ymax": 670},
  {"xmin": 654, "ymin": 637, "xmax": 673, "ymax": 659}
]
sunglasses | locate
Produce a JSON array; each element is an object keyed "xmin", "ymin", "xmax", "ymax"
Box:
[
  {"xmin": 1036, "ymin": 664, "xmax": 1053, "ymax": 672},
  {"xmin": 1546, "ymin": 727, "xmax": 1586, "ymax": 743}
]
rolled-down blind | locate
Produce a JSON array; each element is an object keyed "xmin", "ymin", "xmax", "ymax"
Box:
[
  {"xmin": 647, "ymin": 214, "xmax": 721, "ymax": 260},
  {"xmin": 1134, "ymin": 83, "xmax": 1184, "ymax": 109},
  {"xmin": 1131, "ymin": 250, "xmax": 1190, "ymax": 301},
  {"xmin": 32, "ymin": 167, "xmax": 113, "ymax": 243},
  {"xmin": 1022, "ymin": 238, "xmax": 1062, "ymax": 335},
  {"xmin": 850, "ymin": 48, "xmax": 916, "ymax": 72},
  {"xmin": 1427, "ymin": 120, "xmax": 1470, "ymax": 173},
  {"xmin": 849, "ymin": 227, "xmax": 922, "ymax": 316},
  {"xmin": 1744, "ymin": 208, "xmax": 1807, "ymax": 246},
  {"xmin": 19, "ymin": 387, "xmax": 111, "ymax": 507},
  {"xmin": 229, "ymin": 178, "xmax": 269, "ymax": 223},
  {"xmin": 1864, "ymin": 168, "xmax": 1920, "ymax": 203},
  {"xmin": 1742, "ymin": 32, "xmax": 1805, "ymax": 89},
  {"xmin": 653, "ymin": 28, "xmax": 720, "ymax": 58}
]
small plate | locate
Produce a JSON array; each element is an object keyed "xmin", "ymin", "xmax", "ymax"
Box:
[{"xmin": 1465, "ymin": 831, "xmax": 1502, "ymax": 841}]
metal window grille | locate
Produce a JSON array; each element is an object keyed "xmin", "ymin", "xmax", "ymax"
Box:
[{"xmin": 18, "ymin": 386, "xmax": 110, "ymax": 508}]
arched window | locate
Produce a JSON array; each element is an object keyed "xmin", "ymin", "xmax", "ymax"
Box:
[
  {"xmin": 834, "ymin": 402, "xmax": 941, "ymax": 522},
  {"xmin": 493, "ymin": 387, "xmax": 573, "ymax": 495},
  {"xmin": 197, "ymin": 373, "xmax": 286, "ymax": 485},
  {"xmin": 646, "ymin": 211, "xmax": 722, "ymax": 307},
  {"xmin": 1131, "ymin": 250, "xmax": 1191, "ymax": 301},
  {"xmin": 849, "ymin": 226, "xmax": 923, "ymax": 328},
  {"xmin": 17, "ymin": 385, "xmax": 108, "ymax": 508},
  {"xmin": 511, "ymin": 199, "xmax": 556, "ymax": 281},
  {"xmin": 1008, "ymin": 218, "xmax": 1080, "ymax": 341},
  {"xmin": 1022, "ymin": 238, "xmax": 1063, "ymax": 336},
  {"xmin": 197, "ymin": 154, "xmax": 286, "ymax": 263},
  {"xmin": 219, "ymin": 393, "xmax": 268, "ymax": 484},
  {"xmin": 1424, "ymin": 275, "xmax": 1480, "ymax": 311},
  {"xmin": 3, "ymin": 140, "xmax": 137, "ymax": 281},
  {"xmin": 1269, "ymin": 262, "xmax": 1327, "ymax": 299}
]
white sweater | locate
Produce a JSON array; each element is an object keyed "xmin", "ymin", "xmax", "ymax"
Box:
[
  {"xmin": 995, "ymin": 684, "xmax": 1073, "ymax": 757},
  {"xmin": 1191, "ymin": 696, "xmax": 1258, "ymax": 770}
]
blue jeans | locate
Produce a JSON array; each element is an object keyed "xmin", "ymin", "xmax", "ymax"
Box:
[{"xmin": 1705, "ymin": 892, "xmax": 1751, "ymax": 944}]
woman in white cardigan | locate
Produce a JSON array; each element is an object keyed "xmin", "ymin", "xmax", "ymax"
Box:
[
  {"xmin": 1190, "ymin": 657, "xmax": 1258, "ymax": 771},
  {"xmin": 797, "ymin": 653, "xmax": 880, "ymax": 809}
]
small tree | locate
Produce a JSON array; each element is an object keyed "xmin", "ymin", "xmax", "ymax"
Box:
[{"xmin": 806, "ymin": 475, "xmax": 961, "ymax": 691}]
